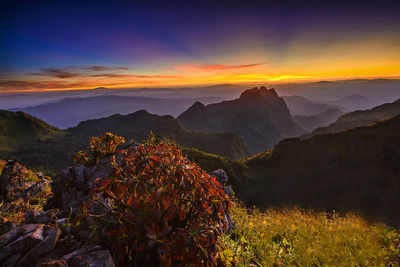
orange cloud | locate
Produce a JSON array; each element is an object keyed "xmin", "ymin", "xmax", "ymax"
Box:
[{"xmin": 173, "ymin": 63, "xmax": 265, "ymax": 72}]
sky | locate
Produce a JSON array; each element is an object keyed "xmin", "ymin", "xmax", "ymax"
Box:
[{"xmin": 0, "ymin": 0, "xmax": 399, "ymax": 93}]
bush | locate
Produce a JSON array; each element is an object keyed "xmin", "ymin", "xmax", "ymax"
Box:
[
  {"xmin": 74, "ymin": 132, "xmax": 125, "ymax": 165},
  {"xmin": 83, "ymin": 133, "xmax": 231, "ymax": 265}
]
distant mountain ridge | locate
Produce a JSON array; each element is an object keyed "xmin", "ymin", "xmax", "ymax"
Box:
[
  {"xmin": 322, "ymin": 94, "xmax": 376, "ymax": 111},
  {"xmin": 178, "ymin": 87, "xmax": 306, "ymax": 153},
  {"xmin": 11, "ymin": 95, "xmax": 221, "ymax": 128},
  {"xmin": 293, "ymin": 108, "xmax": 343, "ymax": 131},
  {"xmin": 0, "ymin": 110, "xmax": 250, "ymax": 174},
  {"xmin": 310, "ymin": 98, "xmax": 400, "ymax": 136},
  {"xmin": 282, "ymin": 95, "xmax": 344, "ymax": 115}
]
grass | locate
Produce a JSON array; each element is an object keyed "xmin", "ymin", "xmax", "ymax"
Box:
[{"xmin": 218, "ymin": 202, "xmax": 399, "ymax": 266}]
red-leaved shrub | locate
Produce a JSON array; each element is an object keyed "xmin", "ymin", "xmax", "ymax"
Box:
[{"xmin": 84, "ymin": 133, "xmax": 231, "ymax": 265}]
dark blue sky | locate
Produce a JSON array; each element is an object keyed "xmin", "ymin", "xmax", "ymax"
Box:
[{"xmin": 1, "ymin": 0, "xmax": 399, "ymax": 91}]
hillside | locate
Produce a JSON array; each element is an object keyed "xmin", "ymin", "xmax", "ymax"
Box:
[
  {"xmin": 178, "ymin": 87, "xmax": 306, "ymax": 153},
  {"xmin": 293, "ymin": 108, "xmax": 343, "ymax": 131},
  {"xmin": 323, "ymin": 94, "xmax": 376, "ymax": 111},
  {"xmin": 282, "ymin": 95, "xmax": 343, "ymax": 115},
  {"xmin": 1, "ymin": 110, "xmax": 250, "ymax": 174},
  {"xmin": 12, "ymin": 95, "xmax": 221, "ymax": 128},
  {"xmin": 310, "ymin": 98, "xmax": 400, "ymax": 136},
  {"xmin": 181, "ymin": 115, "xmax": 400, "ymax": 226},
  {"xmin": 0, "ymin": 110, "xmax": 61, "ymax": 157},
  {"xmin": 243, "ymin": 115, "xmax": 400, "ymax": 226},
  {"xmin": 68, "ymin": 110, "xmax": 250, "ymax": 160}
]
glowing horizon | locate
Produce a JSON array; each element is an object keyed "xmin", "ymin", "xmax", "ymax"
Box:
[{"xmin": 1, "ymin": 1, "xmax": 399, "ymax": 93}]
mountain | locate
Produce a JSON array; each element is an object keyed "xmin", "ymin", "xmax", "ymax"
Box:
[
  {"xmin": 310, "ymin": 98, "xmax": 400, "ymax": 136},
  {"xmin": 282, "ymin": 95, "xmax": 344, "ymax": 115},
  {"xmin": 0, "ymin": 110, "xmax": 61, "ymax": 156},
  {"xmin": 11, "ymin": 95, "xmax": 221, "ymax": 128},
  {"xmin": 273, "ymin": 79, "xmax": 400, "ymax": 105},
  {"xmin": 323, "ymin": 94, "xmax": 376, "ymax": 111},
  {"xmin": 68, "ymin": 110, "xmax": 250, "ymax": 160},
  {"xmin": 293, "ymin": 108, "xmax": 343, "ymax": 131},
  {"xmin": 0, "ymin": 110, "xmax": 250, "ymax": 174},
  {"xmin": 242, "ymin": 115, "xmax": 400, "ymax": 226},
  {"xmin": 185, "ymin": 115, "xmax": 400, "ymax": 226},
  {"xmin": 178, "ymin": 87, "xmax": 306, "ymax": 154}
]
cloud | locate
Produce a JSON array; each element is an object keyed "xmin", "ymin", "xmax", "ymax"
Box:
[
  {"xmin": 84, "ymin": 66, "xmax": 130, "ymax": 71},
  {"xmin": 89, "ymin": 73, "xmax": 180, "ymax": 79},
  {"xmin": 31, "ymin": 68, "xmax": 83, "ymax": 79},
  {"xmin": 0, "ymin": 80, "xmax": 78, "ymax": 90},
  {"xmin": 0, "ymin": 73, "xmax": 182, "ymax": 91},
  {"xmin": 30, "ymin": 65, "xmax": 131, "ymax": 78},
  {"xmin": 174, "ymin": 63, "xmax": 265, "ymax": 72}
]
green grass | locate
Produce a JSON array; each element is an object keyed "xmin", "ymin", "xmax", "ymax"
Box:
[{"xmin": 218, "ymin": 202, "xmax": 399, "ymax": 266}]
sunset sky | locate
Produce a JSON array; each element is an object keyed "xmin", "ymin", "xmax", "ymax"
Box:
[{"xmin": 1, "ymin": 0, "xmax": 399, "ymax": 92}]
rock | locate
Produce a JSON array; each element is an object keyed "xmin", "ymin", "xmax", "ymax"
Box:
[
  {"xmin": 40, "ymin": 259, "xmax": 68, "ymax": 267},
  {"xmin": 17, "ymin": 228, "xmax": 61, "ymax": 266},
  {"xmin": 0, "ymin": 160, "xmax": 35, "ymax": 200},
  {"xmin": 0, "ymin": 224, "xmax": 61, "ymax": 266},
  {"xmin": 56, "ymin": 218, "xmax": 70, "ymax": 234},
  {"xmin": 212, "ymin": 169, "xmax": 228, "ymax": 185},
  {"xmin": 52, "ymin": 157, "xmax": 112, "ymax": 216},
  {"xmin": 24, "ymin": 209, "xmax": 58, "ymax": 224},
  {"xmin": 210, "ymin": 169, "xmax": 233, "ymax": 234},
  {"xmin": 0, "ymin": 160, "xmax": 52, "ymax": 206},
  {"xmin": 0, "ymin": 224, "xmax": 45, "ymax": 262},
  {"xmin": 211, "ymin": 169, "xmax": 231, "ymax": 195},
  {"xmin": 19, "ymin": 179, "xmax": 52, "ymax": 202},
  {"xmin": 62, "ymin": 246, "xmax": 115, "ymax": 267}
]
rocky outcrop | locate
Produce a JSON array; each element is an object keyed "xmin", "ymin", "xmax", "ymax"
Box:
[
  {"xmin": 0, "ymin": 142, "xmax": 232, "ymax": 266},
  {"xmin": 24, "ymin": 209, "xmax": 58, "ymax": 225},
  {"xmin": 0, "ymin": 160, "xmax": 51, "ymax": 202},
  {"xmin": 0, "ymin": 222, "xmax": 115, "ymax": 267},
  {"xmin": 0, "ymin": 224, "xmax": 61, "ymax": 266},
  {"xmin": 0, "ymin": 160, "xmax": 116, "ymax": 267},
  {"xmin": 51, "ymin": 141, "xmax": 138, "ymax": 217},
  {"xmin": 40, "ymin": 246, "xmax": 115, "ymax": 267},
  {"xmin": 0, "ymin": 161, "xmax": 36, "ymax": 200}
]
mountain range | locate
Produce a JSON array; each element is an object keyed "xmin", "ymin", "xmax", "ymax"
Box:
[
  {"xmin": 1, "ymin": 87, "xmax": 400, "ymax": 226},
  {"xmin": 0, "ymin": 110, "xmax": 250, "ymax": 174},
  {"xmin": 282, "ymin": 95, "xmax": 344, "ymax": 115},
  {"xmin": 11, "ymin": 95, "xmax": 221, "ymax": 129},
  {"xmin": 293, "ymin": 108, "xmax": 344, "ymax": 132},
  {"xmin": 183, "ymin": 114, "xmax": 400, "ymax": 226},
  {"xmin": 178, "ymin": 87, "xmax": 306, "ymax": 153},
  {"xmin": 309, "ymin": 98, "xmax": 400, "ymax": 136},
  {"xmin": 322, "ymin": 94, "xmax": 376, "ymax": 111}
]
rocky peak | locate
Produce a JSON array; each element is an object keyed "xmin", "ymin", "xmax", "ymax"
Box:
[
  {"xmin": 184, "ymin": 101, "xmax": 207, "ymax": 114},
  {"xmin": 239, "ymin": 86, "xmax": 279, "ymax": 100},
  {"xmin": 259, "ymin": 87, "xmax": 278, "ymax": 98},
  {"xmin": 191, "ymin": 101, "xmax": 207, "ymax": 109},
  {"xmin": 239, "ymin": 87, "xmax": 262, "ymax": 99}
]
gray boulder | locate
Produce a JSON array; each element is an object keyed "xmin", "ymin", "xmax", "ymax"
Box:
[{"xmin": 0, "ymin": 223, "xmax": 61, "ymax": 266}]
